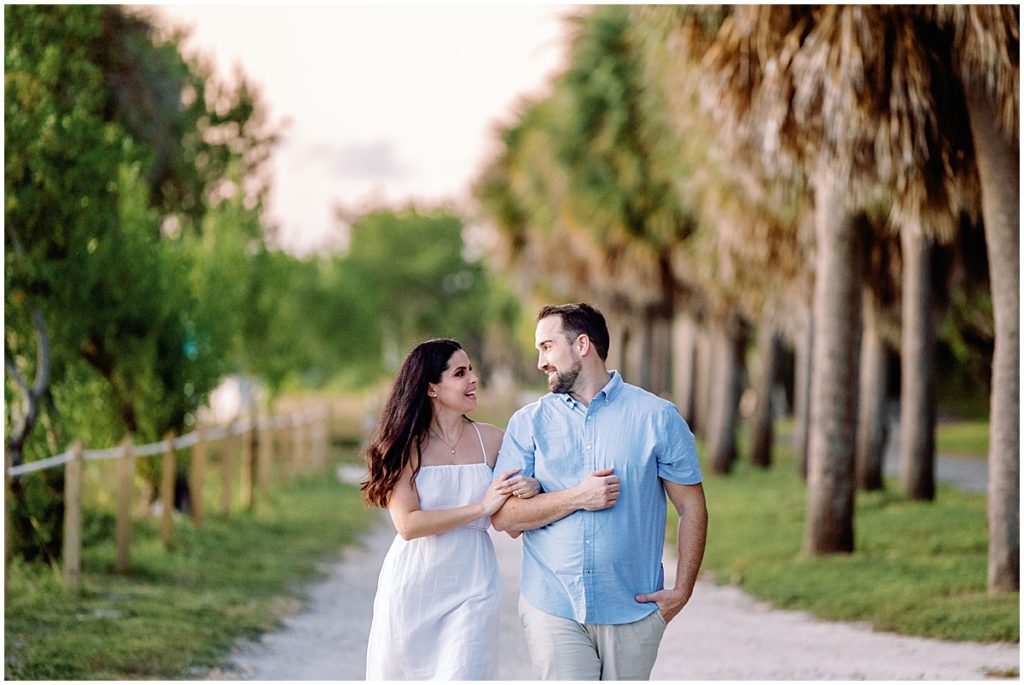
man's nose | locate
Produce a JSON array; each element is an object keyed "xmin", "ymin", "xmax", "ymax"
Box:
[{"xmin": 537, "ymin": 355, "xmax": 549, "ymax": 372}]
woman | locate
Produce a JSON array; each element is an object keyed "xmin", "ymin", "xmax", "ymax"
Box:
[{"xmin": 362, "ymin": 338, "xmax": 538, "ymax": 680}]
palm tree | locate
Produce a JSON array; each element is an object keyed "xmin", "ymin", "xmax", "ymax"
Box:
[
  {"xmin": 934, "ymin": 6, "xmax": 1020, "ymax": 594},
  {"xmin": 475, "ymin": 8, "xmax": 697, "ymax": 393},
  {"xmin": 481, "ymin": 8, "xmax": 1016, "ymax": 590},
  {"xmin": 750, "ymin": 325, "xmax": 782, "ymax": 468},
  {"xmin": 857, "ymin": 216, "xmax": 902, "ymax": 491},
  {"xmin": 899, "ymin": 225, "xmax": 938, "ymax": 499},
  {"xmin": 684, "ymin": 6, "xmax": 1005, "ymax": 555},
  {"xmin": 671, "ymin": 312, "xmax": 700, "ymax": 426},
  {"xmin": 546, "ymin": 6, "xmax": 702, "ymax": 394},
  {"xmin": 637, "ymin": 7, "xmax": 823, "ymax": 474}
]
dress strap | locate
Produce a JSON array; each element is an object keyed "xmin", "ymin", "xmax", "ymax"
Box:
[{"xmin": 471, "ymin": 421, "xmax": 487, "ymax": 464}]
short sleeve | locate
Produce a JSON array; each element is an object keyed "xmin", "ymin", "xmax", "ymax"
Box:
[
  {"xmin": 656, "ymin": 404, "xmax": 702, "ymax": 485},
  {"xmin": 493, "ymin": 409, "xmax": 535, "ymax": 482}
]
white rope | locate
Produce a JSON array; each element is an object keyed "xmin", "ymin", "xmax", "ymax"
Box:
[
  {"xmin": 133, "ymin": 440, "xmax": 169, "ymax": 458},
  {"xmin": 174, "ymin": 432, "xmax": 199, "ymax": 449},
  {"xmin": 204, "ymin": 425, "xmax": 230, "ymax": 441},
  {"xmin": 84, "ymin": 446, "xmax": 123, "ymax": 461},
  {"xmin": 7, "ymin": 406, "xmax": 329, "ymax": 476},
  {"xmin": 8, "ymin": 451, "xmax": 73, "ymax": 476}
]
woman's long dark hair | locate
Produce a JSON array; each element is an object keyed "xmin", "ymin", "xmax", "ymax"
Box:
[{"xmin": 362, "ymin": 338, "xmax": 464, "ymax": 507}]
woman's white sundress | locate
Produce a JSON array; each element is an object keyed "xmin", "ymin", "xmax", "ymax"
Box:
[{"xmin": 365, "ymin": 423, "xmax": 500, "ymax": 680}]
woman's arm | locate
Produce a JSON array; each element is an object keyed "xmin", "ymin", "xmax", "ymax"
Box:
[
  {"xmin": 387, "ymin": 465, "xmax": 518, "ymax": 540},
  {"xmin": 477, "ymin": 423, "xmax": 540, "ymax": 537}
]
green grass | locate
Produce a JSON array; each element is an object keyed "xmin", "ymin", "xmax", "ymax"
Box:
[
  {"xmin": 675, "ymin": 436, "xmax": 1018, "ymax": 643},
  {"xmin": 5, "ymin": 468, "xmax": 376, "ymax": 679},
  {"xmin": 935, "ymin": 419, "xmax": 990, "ymax": 458}
]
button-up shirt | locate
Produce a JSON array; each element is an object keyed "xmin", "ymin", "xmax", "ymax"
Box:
[{"xmin": 494, "ymin": 371, "xmax": 702, "ymax": 625}]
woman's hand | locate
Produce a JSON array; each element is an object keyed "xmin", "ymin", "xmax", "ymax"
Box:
[
  {"xmin": 491, "ymin": 470, "xmax": 541, "ymax": 500},
  {"xmin": 482, "ymin": 469, "xmax": 519, "ymax": 516},
  {"xmin": 506, "ymin": 473, "xmax": 541, "ymax": 499}
]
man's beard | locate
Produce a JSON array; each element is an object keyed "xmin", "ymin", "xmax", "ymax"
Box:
[{"xmin": 548, "ymin": 355, "xmax": 582, "ymax": 394}]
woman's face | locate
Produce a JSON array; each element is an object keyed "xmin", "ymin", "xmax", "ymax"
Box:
[{"xmin": 429, "ymin": 348, "xmax": 478, "ymax": 414}]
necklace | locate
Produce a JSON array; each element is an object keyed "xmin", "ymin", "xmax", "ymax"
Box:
[{"xmin": 431, "ymin": 419, "xmax": 465, "ymax": 455}]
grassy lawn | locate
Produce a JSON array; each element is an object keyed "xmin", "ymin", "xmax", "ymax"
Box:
[
  {"xmin": 936, "ymin": 419, "xmax": 990, "ymax": 458},
  {"xmin": 678, "ymin": 436, "xmax": 1018, "ymax": 643},
  {"xmin": 5, "ymin": 468, "xmax": 376, "ymax": 679}
]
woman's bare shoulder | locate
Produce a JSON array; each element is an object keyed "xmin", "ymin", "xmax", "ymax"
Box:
[
  {"xmin": 471, "ymin": 417, "xmax": 503, "ymax": 458},
  {"xmin": 473, "ymin": 421, "xmax": 505, "ymax": 440}
]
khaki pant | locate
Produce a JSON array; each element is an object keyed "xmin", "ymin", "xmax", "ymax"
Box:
[{"xmin": 518, "ymin": 595, "xmax": 666, "ymax": 680}]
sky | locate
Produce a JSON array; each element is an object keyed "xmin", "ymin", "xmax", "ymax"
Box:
[{"xmin": 152, "ymin": 5, "xmax": 574, "ymax": 256}]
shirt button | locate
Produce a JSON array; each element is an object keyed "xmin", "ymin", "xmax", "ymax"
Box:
[
  {"xmin": 585, "ymin": 540, "xmax": 591, "ymax": 545},
  {"xmin": 586, "ymin": 445, "xmax": 592, "ymax": 450},
  {"xmin": 584, "ymin": 570, "xmax": 592, "ymax": 574}
]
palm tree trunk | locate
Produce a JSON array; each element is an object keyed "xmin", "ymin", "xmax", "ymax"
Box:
[
  {"xmin": 614, "ymin": 313, "xmax": 630, "ymax": 376},
  {"xmin": 899, "ymin": 226, "xmax": 937, "ymax": 500},
  {"xmin": 856, "ymin": 287, "xmax": 888, "ymax": 491},
  {"xmin": 607, "ymin": 315, "xmax": 628, "ymax": 376},
  {"xmin": 709, "ymin": 315, "xmax": 745, "ymax": 474},
  {"xmin": 965, "ymin": 82, "xmax": 1020, "ymax": 594},
  {"xmin": 705, "ymin": 322, "xmax": 723, "ymax": 468},
  {"xmin": 750, "ymin": 325, "xmax": 781, "ymax": 468},
  {"xmin": 803, "ymin": 171, "xmax": 862, "ymax": 555},
  {"xmin": 672, "ymin": 313, "xmax": 698, "ymax": 425},
  {"xmin": 793, "ymin": 301, "xmax": 814, "ymax": 480},
  {"xmin": 649, "ymin": 310, "xmax": 672, "ymax": 396},
  {"xmin": 693, "ymin": 325, "xmax": 714, "ymax": 438},
  {"xmin": 628, "ymin": 311, "xmax": 653, "ymax": 390}
]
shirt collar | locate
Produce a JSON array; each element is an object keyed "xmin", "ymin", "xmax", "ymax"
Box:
[
  {"xmin": 555, "ymin": 370, "xmax": 623, "ymax": 408},
  {"xmin": 595, "ymin": 370, "xmax": 623, "ymax": 403}
]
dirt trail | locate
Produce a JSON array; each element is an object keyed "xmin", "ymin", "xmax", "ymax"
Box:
[{"xmin": 208, "ymin": 504, "xmax": 1017, "ymax": 681}]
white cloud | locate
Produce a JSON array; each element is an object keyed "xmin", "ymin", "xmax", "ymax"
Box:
[{"xmin": 153, "ymin": 4, "xmax": 571, "ymax": 255}]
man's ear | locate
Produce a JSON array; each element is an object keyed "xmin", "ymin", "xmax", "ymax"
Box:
[{"xmin": 577, "ymin": 334, "xmax": 591, "ymax": 357}]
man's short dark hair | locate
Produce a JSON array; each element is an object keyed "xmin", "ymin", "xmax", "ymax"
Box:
[{"xmin": 537, "ymin": 303, "xmax": 610, "ymax": 361}]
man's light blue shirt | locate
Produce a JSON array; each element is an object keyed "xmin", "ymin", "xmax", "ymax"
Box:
[{"xmin": 494, "ymin": 371, "xmax": 702, "ymax": 625}]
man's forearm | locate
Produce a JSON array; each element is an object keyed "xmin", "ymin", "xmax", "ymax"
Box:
[
  {"xmin": 492, "ymin": 487, "xmax": 579, "ymax": 532},
  {"xmin": 672, "ymin": 500, "xmax": 708, "ymax": 599}
]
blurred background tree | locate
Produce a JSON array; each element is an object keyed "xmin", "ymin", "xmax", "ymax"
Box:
[
  {"xmin": 4, "ymin": 5, "xmax": 283, "ymax": 560},
  {"xmin": 4, "ymin": 6, "xmax": 521, "ymax": 563},
  {"xmin": 474, "ymin": 5, "xmax": 1016, "ymax": 594},
  {"xmin": 4, "ymin": 3, "xmax": 1015, "ymax": 601},
  {"xmin": 340, "ymin": 207, "xmax": 496, "ymax": 376}
]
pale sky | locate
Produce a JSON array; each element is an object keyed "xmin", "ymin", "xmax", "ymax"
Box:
[{"xmin": 151, "ymin": 4, "xmax": 574, "ymax": 255}]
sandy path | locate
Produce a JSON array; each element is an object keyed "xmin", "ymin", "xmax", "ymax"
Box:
[{"xmin": 208, "ymin": 504, "xmax": 1017, "ymax": 681}]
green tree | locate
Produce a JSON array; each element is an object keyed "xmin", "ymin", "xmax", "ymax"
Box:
[
  {"xmin": 4, "ymin": 5, "xmax": 280, "ymax": 560},
  {"xmin": 340, "ymin": 207, "xmax": 497, "ymax": 374}
]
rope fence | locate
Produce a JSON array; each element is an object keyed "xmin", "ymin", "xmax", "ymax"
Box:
[{"xmin": 6, "ymin": 404, "xmax": 333, "ymax": 592}]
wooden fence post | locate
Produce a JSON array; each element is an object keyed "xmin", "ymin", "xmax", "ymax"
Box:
[
  {"xmin": 258, "ymin": 416, "xmax": 272, "ymax": 500},
  {"xmin": 116, "ymin": 437, "xmax": 134, "ymax": 573},
  {"xmin": 303, "ymin": 412, "xmax": 312, "ymax": 471},
  {"xmin": 322, "ymin": 404, "xmax": 331, "ymax": 463},
  {"xmin": 314, "ymin": 406, "xmax": 327, "ymax": 467},
  {"xmin": 5, "ymin": 451, "xmax": 12, "ymax": 568},
  {"xmin": 62, "ymin": 442, "xmax": 84, "ymax": 592},
  {"xmin": 312, "ymin": 409, "xmax": 321, "ymax": 467},
  {"xmin": 304, "ymin": 412, "xmax": 314, "ymax": 470},
  {"xmin": 190, "ymin": 426, "xmax": 207, "ymax": 527},
  {"xmin": 276, "ymin": 413, "xmax": 288, "ymax": 483},
  {"xmin": 160, "ymin": 431, "xmax": 176, "ymax": 548},
  {"xmin": 292, "ymin": 414, "xmax": 304, "ymax": 476},
  {"xmin": 220, "ymin": 423, "xmax": 234, "ymax": 517},
  {"xmin": 240, "ymin": 420, "xmax": 254, "ymax": 511}
]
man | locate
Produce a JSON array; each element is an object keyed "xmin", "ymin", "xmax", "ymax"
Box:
[{"xmin": 492, "ymin": 303, "xmax": 708, "ymax": 681}]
